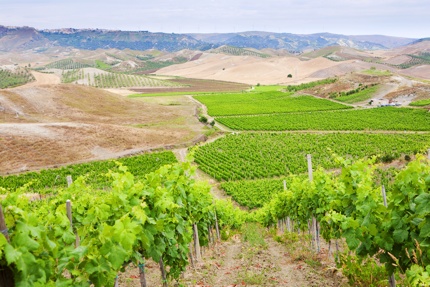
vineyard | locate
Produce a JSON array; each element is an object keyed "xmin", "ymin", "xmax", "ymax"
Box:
[
  {"xmin": 0, "ymin": 158, "xmax": 245, "ymax": 286},
  {"xmin": 210, "ymin": 46, "xmax": 271, "ymax": 58},
  {"xmin": 334, "ymin": 84, "xmax": 379, "ymax": 104},
  {"xmin": 2, "ymin": 66, "xmax": 430, "ymax": 285},
  {"xmin": 194, "ymin": 91, "xmax": 350, "ymax": 116},
  {"xmin": 59, "ymin": 68, "xmax": 181, "ymax": 88},
  {"xmin": 215, "ymin": 107, "xmax": 430, "ymax": 131},
  {"xmin": 0, "ymin": 151, "xmax": 177, "ymax": 191},
  {"xmin": 395, "ymin": 53, "xmax": 430, "ymax": 69},
  {"xmin": 221, "ymin": 166, "xmax": 398, "ymax": 209},
  {"xmin": 43, "ymin": 58, "xmax": 92, "ymax": 70},
  {"xmin": 1, "ymin": 152, "xmax": 429, "ymax": 285},
  {"xmin": 220, "ymin": 177, "xmax": 298, "ymax": 209},
  {"xmin": 0, "ymin": 68, "xmax": 35, "ymax": 89},
  {"xmin": 253, "ymin": 155, "xmax": 430, "ymax": 286},
  {"xmin": 284, "ymin": 78, "xmax": 337, "ymax": 92},
  {"xmin": 194, "ymin": 132, "xmax": 430, "ymax": 181}
]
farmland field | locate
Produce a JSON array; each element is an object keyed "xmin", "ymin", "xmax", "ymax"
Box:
[
  {"xmin": 0, "ymin": 151, "xmax": 177, "ymax": 191},
  {"xmin": 216, "ymin": 107, "xmax": 430, "ymax": 131},
  {"xmin": 129, "ymin": 78, "xmax": 250, "ymax": 95},
  {"xmin": 335, "ymin": 84, "xmax": 380, "ymax": 103},
  {"xmin": 194, "ymin": 132, "xmax": 430, "ymax": 181},
  {"xmin": 194, "ymin": 91, "xmax": 351, "ymax": 116},
  {"xmin": 60, "ymin": 68, "xmax": 181, "ymax": 88},
  {"xmin": 410, "ymin": 98, "xmax": 430, "ymax": 106}
]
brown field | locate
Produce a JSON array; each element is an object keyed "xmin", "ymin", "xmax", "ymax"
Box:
[{"xmin": 0, "ymin": 81, "xmax": 205, "ymax": 174}]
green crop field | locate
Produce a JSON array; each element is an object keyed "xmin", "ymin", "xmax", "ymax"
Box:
[
  {"xmin": 0, "ymin": 151, "xmax": 177, "ymax": 191},
  {"xmin": 194, "ymin": 132, "xmax": 430, "ymax": 181},
  {"xmin": 216, "ymin": 107, "xmax": 430, "ymax": 131},
  {"xmin": 194, "ymin": 92, "xmax": 350, "ymax": 116},
  {"xmin": 361, "ymin": 68, "xmax": 392, "ymax": 76},
  {"xmin": 410, "ymin": 98, "xmax": 430, "ymax": 107},
  {"xmin": 336, "ymin": 85, "xmax": 380, "ymax": 103},
  {"xmin": 285, "ymin": 78, "xmax": 337, "ymax": 92},
  {"xmin": 221, "ymin": 166, "xmax": 399, "ymax": 209}
]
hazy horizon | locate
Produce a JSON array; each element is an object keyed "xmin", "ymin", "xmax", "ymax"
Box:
[{"xmin": 0, "ymin": 0, "xmax": 429, "ymax": 38}]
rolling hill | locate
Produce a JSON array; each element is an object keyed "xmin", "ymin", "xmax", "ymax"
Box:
[{"xmin": 0, "ymin": 25, "xmax": 420, "ymax": 53}]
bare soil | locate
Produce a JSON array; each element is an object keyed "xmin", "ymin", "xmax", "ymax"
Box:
[{"xmin": 0, "ymin": 82, "xmax": 205, "ymax": 174}]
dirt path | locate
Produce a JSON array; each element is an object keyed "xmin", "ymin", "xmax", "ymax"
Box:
[
  {"xmin": 186, "ymin": 95, "xmax": 234, "ymax": 132},
  {"xmin": 118, "ymin": 230, "xmax": 343, "ymax": 287}
]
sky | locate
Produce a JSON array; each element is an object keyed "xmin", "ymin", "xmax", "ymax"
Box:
[{"xmin": 0, "ymin": 0, "xmax": 429, "ymax": 38}]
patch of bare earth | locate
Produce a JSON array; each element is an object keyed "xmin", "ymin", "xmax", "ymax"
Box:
[{"xmin": 0, "ymin": 83, "xmax": 205, "ymax": 174}]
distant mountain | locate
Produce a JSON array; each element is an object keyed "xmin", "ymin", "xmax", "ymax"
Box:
[
  {"xmin": 189, "ymin": 31, "xmax": 416, "ymax": 51},
  {"xmin": 0, "ymin": 25, "xmax": 420, "ymax": 53},
  {"xmin": 0, "ymin": 25, "xmax": 213, "ymax": 52},
  {"xmin": 411, "ymin": 37, "xmax": 430, "ymax": 44}
]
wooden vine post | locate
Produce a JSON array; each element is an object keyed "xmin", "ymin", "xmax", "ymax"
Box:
[
  {"xmin": 193, "ymin": 224, "xmax": 202, "ymax": 262},
  {"xmin": 214, "ymin": 204, "xmax": 220, "ymax": 240},
  {"xmin": 139, "ymin": 262, "xmax": 147, "ymax": 287},
  {"xmin": 159, "ymin": 258, "xmax": 168, "ymax": 287},
  {"xmin": 307, "ymin": 154, "xmax": 320, "ymax": 252},
  {"xmin": 0, "ymin": 205, "xmax": 15, "ymax": 286},
  {"xmin": 283, "ymin": 180, "xmax": 292, "ymax": 232},
  {"xmin": 66, "ymin": 200, "xmax": 80, "ymax": 247},
  {"xmin": 66, "ymin": 175, "xmax": 73, "ymax": 187},
  {"xmin": 382, "ymin": 185, "xmax": 396, "ymax": 287}
]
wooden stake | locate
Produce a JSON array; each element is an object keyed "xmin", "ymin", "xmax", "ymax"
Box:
[
  {"xmin": 214, "ymin": 209, "xmax": 220, "ymax": 240},
  {"xmin": 66, "ymin": 175, "xmax": 73, "ymax": 187},
  {"xmin": 193, "ymin": 224, "xmax": 202, "ymax": 262},
  {"xmin": 208, "ymin": 225, "xmax": 212, "ymax": 245},
  {"xmin": 0, "ymin": 205, "xmax": 15, "ymax": 286},
  {"xmin": 382, "ymin": 185, "xmax": 396, "ymax": 287},
  {"xmin": 139, "ymin": 262, "xmax": 147, "ymax": 287},
  {"xmin": 66, "ymin": 200, "xmax": 80, "ymax": 247},
  {"xmin": 189, "ymin": 243, "xmax": 195, "ymax": 268},
  {"xmin": 66, "ymin": 200, "xmax": 73, "ymax": 228},
  {"xmin": 307, "ymin": 154, "xmax": 313, "ymax": 181},
  {"xmin": 389, "ymin": 274, "xmax": 396, "ymax": 287},
  {"xmin": 307, "ymin": 154, "xmax": 319, "ymax": 252},
  {"xmin": 315, "ymin": 219, "xmax": 320, "ymax": 253},
  {"xmin": 159, "ymin": 258, "xmax": 168, "ymax": 287},
  {"xmin": 0, "ymin": 205, "xmax": 10, "ymax": 242},
  {"xmin": 381, "ymin": 185, "xmax": 388, "ymax": 207}
]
